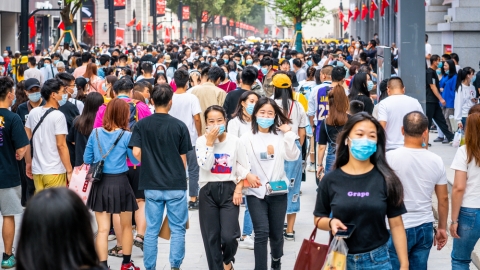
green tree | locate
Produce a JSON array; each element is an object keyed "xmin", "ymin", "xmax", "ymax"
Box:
[
  {"xmin": 59, "ymin": 0, "xmax": 83, "ymax": 43},
  {"xmin": 259, "ymin": 0, "xmax": 327, "ymax": 52}
]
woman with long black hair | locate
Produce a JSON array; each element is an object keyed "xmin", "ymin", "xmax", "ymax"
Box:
[
  {"xmin": 240, "ymin": 97, "xmax": 300, "ymax": 270},
  {"xmin": 314, "ymin": 112, "xmax": 408, "ymax": 270},
  {"xmin": 67, "ymin": 92, "xmax": 105, "ymax": 167},
  {"xmin": 439, "ymin": 59, "xmax": 457, "ymax": 137},
  {"xmin": 348, "ymin": 72, "xmax": 374, "ymax": 115}
]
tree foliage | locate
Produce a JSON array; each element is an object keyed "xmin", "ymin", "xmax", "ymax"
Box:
[{"xmin": 60, "ymin": 0, "xmax": 83, "ymax": 27}]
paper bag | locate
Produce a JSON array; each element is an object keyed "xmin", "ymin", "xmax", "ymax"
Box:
[{"xmin": 159, "ymin": 216, "xmax": 190, "ymax": 240}]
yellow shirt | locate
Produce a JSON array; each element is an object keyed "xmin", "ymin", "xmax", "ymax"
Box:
[{"xmin": 293, "ymin": 91, "xmax": 308, "ymax": 112}]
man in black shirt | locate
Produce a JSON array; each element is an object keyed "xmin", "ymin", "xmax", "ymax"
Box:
[
  {"xmin": 129, "ymin": 83, "xmax": 191, "ymax": 270},
  {"xmin": 425, "ymin": 55, "xmax": 454, "ymax": 142},
  {"xmin": 223, "ymin": 66, "xmax": 258, "ymax": 120},
  {"xmin": 137, "ymin": 46, "xmax": 155, "ymax": 77},
  {"xmin": 136, "ymin": 62, "xmax": 155, "ymax": 85}
]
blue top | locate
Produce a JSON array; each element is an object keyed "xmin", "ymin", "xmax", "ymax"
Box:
[
  {"xmin": 440, "ymin": 74, "xmax": 457, "ymax": 108},
  {"xmin": 83, "ymin": 128, "xmax": 138, "ymax": 174}
]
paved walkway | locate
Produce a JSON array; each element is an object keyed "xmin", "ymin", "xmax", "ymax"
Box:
[{"xmin": 0, "ymin": 132, "xmax": 476, "ymax": 269}]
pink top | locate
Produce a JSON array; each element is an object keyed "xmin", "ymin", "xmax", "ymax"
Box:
[
  {"xmin": 169, "ymin": 79, "xmax": 177, "ymax": 92},
  {"xmin": 93, "ymin": 97, "xmax": 152, "ymax": 167},
  {"xmin": 218, "ymin": 81, "xmax": 237, "ymax": 93}
]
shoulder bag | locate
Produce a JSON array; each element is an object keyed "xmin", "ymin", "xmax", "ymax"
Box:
[
  {"xmin": 88, "ymin": 129, "xmax": 125, "ymax": 183},
  {"xmin": 248, "ymin": 138, "xmax": 288, "ymax": 196},
  {"xmin": 293, "ymin": 217, "xmax": 329, "ymax": 270},
  {"xmin": 30, "ymin": 107, "xmax": 56, "ymax": 157}
]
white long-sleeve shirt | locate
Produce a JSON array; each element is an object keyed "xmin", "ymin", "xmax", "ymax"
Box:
[
  {"xmin": 240, "ymin": 130, "xmax": 300, "ymax": 199},
  {"xmin": 454, "ymin": 83, "xmax": 476, "ymax": 123},
  {"xmin": 196, "ymin": 133, "xmax": 250, "ymax": 189}
]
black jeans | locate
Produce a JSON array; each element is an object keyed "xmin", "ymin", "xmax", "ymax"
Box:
[
  {"xmin": 199, "ymin": 182, "xmax": 240, "ymax": 270},
  {"xmin": 247, "ymin": 194, "xmax": 288, "ymax": 270},
  {"xmin": 426, "ymin": 102, "xmax": 454, "ymax": 141}
]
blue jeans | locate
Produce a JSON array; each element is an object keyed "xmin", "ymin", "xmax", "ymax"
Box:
[
  {"xmin": 451, "ymin": 207, "xmax": 480, "ymax": 269},
  {"xmin": 144, "ymin": 190, "xmax": 188, "ymax": 270},
  {"xmin": 285, "ymin": 140, "xmax": 302, "ymax": 214},
  {"xmin": 324, "ymin": 142, "xmax": 336, "ymax": 173},
  {"xmin": 462, "ymin": 117, "xmax": 467, "ymax": 131},
  {"xmin": 242, "ymin": 198, "xmax": 253, "ymax": 236},
  {"xmin": 387, "ymin": 222, "xmax": 433, "ymax": 270},
  {"xmin": 347, "ymin": 243, "xmax": 392, "ymax": 270}
]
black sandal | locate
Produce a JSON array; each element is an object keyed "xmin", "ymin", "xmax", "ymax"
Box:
[
  {"xmin": 108, "ymin": 245, "xmax": 123, "ymax": 257},
  {"xmin": 133, "ymin": 234, "xmax": 144, "ymax": 251}
]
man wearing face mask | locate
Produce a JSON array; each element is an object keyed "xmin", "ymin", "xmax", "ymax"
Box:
[
  {"xmin": 3, "ymin": 51, "xmax": 11, "ymax": 76},
  {"xmin": 40, "ymin": 57, "xmax": 58, "ymax": 82},
  {"xmin": 261, "ymin": 58, "xmax": 275, "ymax": 97},
  {"xmin": 24, "ymin": 78, "xmax": 73, "ymax": 191}
]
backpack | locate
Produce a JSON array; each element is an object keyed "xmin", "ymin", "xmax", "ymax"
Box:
[{"xmin": 128, "ymin": 100, "xmax": 140, "ymax": 129}]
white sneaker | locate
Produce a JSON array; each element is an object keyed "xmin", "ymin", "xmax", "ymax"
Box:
[
  {"xmin": 108, "ymin": 234, "xmax": 116, "ymax": 241},
  {"xmin": 238, "ymin": 235, "xmax": 254, "ymax": 250},
  {"xmin": 307, "ymin": 163, "xmax": 315, "ymax": 172}
]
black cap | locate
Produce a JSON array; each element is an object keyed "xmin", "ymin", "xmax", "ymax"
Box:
[{"xmin": 25, "ymin": 78, "xmax": 41, "ymax": 91}]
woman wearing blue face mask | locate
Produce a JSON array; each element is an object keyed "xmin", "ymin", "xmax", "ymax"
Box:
[
  {"xmin": 228, "ymin": 91, "xmax": 260, "ymax": 137},
  {"xmin": 196, "ymin": 105, "xmax": 252, "ymax": 270},
  {"xmin": 239, "ymin": 97, "xmax": 300, "ymax": 270},
  {"xmin": 348, "ymin": 72, "xmax": 375, "ymax": 115},
  {"xmin": 314, "ymin": 112, "xmax": 408, "ymax": 270}
]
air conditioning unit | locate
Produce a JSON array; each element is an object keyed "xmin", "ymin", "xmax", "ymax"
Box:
[{"xmin": 444, "ymin": 15, "xmax": 452, "ymax": 23}]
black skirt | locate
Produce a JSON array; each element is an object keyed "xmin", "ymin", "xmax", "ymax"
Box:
[
  {"xmin": 87, "ymin": 173, "xmax": 139, "ymax": 214},
  {"xmin": 127, "ymin": 166, "xmax": 145, "ymax": 199}
]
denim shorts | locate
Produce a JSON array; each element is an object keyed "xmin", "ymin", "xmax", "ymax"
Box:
[
  {"xmin": 347, "ymin": 243, "xmax": 392, "ymax": 270},
  {"xmin": 285, "ymin": 140, "xmax": 303, "ymax": 214}
]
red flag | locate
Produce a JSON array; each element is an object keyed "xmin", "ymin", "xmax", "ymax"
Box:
[
  {"xmin": 136, "ymin": 20, "xmax": 142, "ymax": 31},
  {"xmin": 394, "ymin": 0, "xmax": 398, "ymax": 13},
  {"xmin": 189, "ymin": 26, "xmax": 192, "ymax": 33},
  {"xmin": 361, "ymin": 4, "xmax": 368, "ymax": 20},
  {"xmin": 380, "ymin": 0, "xmax": 390, "ymax": 16},
  {"xmin": 28, "ymin": 17, "xmax": 36, "ymax": 39},
  {"xmin": 370, "ymin": 0, "xmax": 378, "ymax": 19},
  {"xmin": 354, "ymin": 6, "xmax": 360, "ymax": 21},
  {"xmin": 343, "ymin": 19, "xmax": 349, "ymax": 31},
  {"xmin": 275, "ymin": 27, "xmax": 280, "ymax": 36},
  {"xmin": 348, "ymin": 9, "xmax": 354, "ymax": 21},
  {"xmin": 339, "ymin": 9, "xmax": 344, "ymax": 22},
  {"xmin": 165, "ymin": 28, "xmax": 170, "ymax": 36},
  {"xmin": 85, "ymin": 20, "xmax": 93, "ymax": 36},
  {"xmin": 126, "ymin": 18, "xmax": 135, "ymax": 27},
  {"xmin": 165, "ymin": 28, "xmax": 171, "ymax": 43},
  {"xmin": 156, "ymin": 24, "xmax": 163, "ymax": 30},
  {"xmin": 58, "ymin": 20, "xmax": 65, "ymax": 30},
  {"xmin": 264, "ymin": 27, "xmax": 269, "ymax": 35}
]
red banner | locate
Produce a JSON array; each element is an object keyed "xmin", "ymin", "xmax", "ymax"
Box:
[
  {"xmin": 115, "ymin": 28, "xmax": 125, "ymax": 45},
  {"xmin": 214, "ymin": 15, "xmax": 220, "ymax": 25},
  {"xmin": 236, "ymin": 21, "xmax": 240, "ymax": 28},
  {"xmin": 221, "ymin": 17, "xmax": 227, "ymax": 26},
  {"xmin": 182, "ymin": 6, "xmax": 190, "ymax": 20},
  {"xmin": 28, "ymin": 43, "xmax": 35, "ymax": 52},
  {"xmin": 201, "ymin": 11, "xmax": 208, "ymax": 22},
  {"xmin": 229, "ymin": 19, "xmax": 234, "ymax": 27},
  {"xmin": 114, "ymin": 0, "xmax": 125, "ymax": 8},
  {"xmin": 156, "ymin": 0, "xmax": 166, "ymax": 16}
]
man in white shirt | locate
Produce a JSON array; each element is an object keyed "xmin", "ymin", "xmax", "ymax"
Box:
[
  {"xmin": 40, "ymin": 57, "xmax": 58, "ymax": 82},
  {"xmin": 425, "ymin": 34, "xmax": 432, "ymax": 67},
  {"xmin": 386, "ymin": 111, "xmax": 448, "ymax": 269},
  {"xmin": 24, "ymin": 78, "xmax": 72, "ymax": 191},
  {"xmin": 169, "ymin": 69, "xmax": 202, "ymax": 210},
  {"xmin": 378, "ymin": 77, "xmax": 425, "ymax": 151},
  {"xmin": 23, "ymin": 57, "xmax": 43, "ymax": 85}
]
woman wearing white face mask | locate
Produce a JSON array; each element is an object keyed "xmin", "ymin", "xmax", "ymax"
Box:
[
  {"xmin": 352, "ymin": 41, "xmax": 364, "ymax": 61},
  {"xmin": 196, "ymin": 105, "xmax": 252, "ymax": 270},
  {"xmin": 102, "ymin": 75, "xmax": 118, "ymax": 103},
  {"xmin": 314, "ymin": 112, "xmax": 408, "ymax": 270},
  {"xmin": 239, "ymin": 97, "xmax": 300, "ymax": 270}
]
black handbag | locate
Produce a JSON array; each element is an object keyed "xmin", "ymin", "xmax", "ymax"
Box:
[{"xmin": 88, "ymin": 129, "xmax": 125, "ymax": 183}]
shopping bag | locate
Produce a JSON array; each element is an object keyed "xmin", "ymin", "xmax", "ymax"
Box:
[
  {"xmin": 293, "ymin": 219, "xmax": 329, "ymax": 270},
  {"xmin": 322, "ymin": 237, "xmax": 348, "ymax": 270},
  {"xmin": 452, "ymin": 130, "xmax": 463, "ymax": 148},
  {"xmin": 68, "ymin": 164, "xmax": 92, "ymax": 204},
  {"xmin": 158, "ymin": 216, "xmax": 190, "ymax": 240}
]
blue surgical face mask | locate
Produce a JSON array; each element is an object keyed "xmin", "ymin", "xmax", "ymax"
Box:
[
  {"xmin": 257, "ymin": 117, "xmax": 275, "ymax": 129},
  {"xmin": 246, "ymin": 59, "xmax": 253, "ymax": 65},
  {"xmin": 472, "ymin": 76, "xmax": 476, "ymax": 84},
  {"xmin": 337, "ymin": 61, "xmax": 344, "ymax": 67},
  {"xmin": 348, "ymin": 137, "xmax": 377, "ymax": 161},
  {"xmin": 44, "ymin": 63, "xmax": 50, "ymax": 67},
  {"xmin": 246, "ymin": 103, "xmax": 255, "ymax": 115},
  {"xmin": 223, "ymin": 59, "xmax": 229, "ymax": 64},
  {"xmin": 212, "ymin": 62, "xmax": 218, "ymax": 67},
  {"xmin": 445, "ymin": 70, "xmax": 450, "ymax": 75},
  {"xmin": 436, "ymin": 69, "xmax": 442, "ymax": 76},
  {"xmin": 58, "ymin": 93, "xmax": 68, "ymax": 106},
  {"xmin": 11, "ymin": 96, "xmax": 16, "ymax": 107},
  {"xmin": 218, "ymin": 124, "xmax": 225, "ymax": 136},
  {"xmin": 307, "ymin": 60, "xmax": 312, "ymax": 66},
  {"xmin": 102, "ymin": 83, "xmax": 108, "ymax": 92},
  {"xmin": 261, "ymin": 67, "xmax": 268, "ymax": 75},
  {"xmin": 28, "ymin": 92, "xmax": 41, "ymax": 102},
  {"xmin": 145, "ymin": 98, "xmax": 149, "ymax": 104},
  {"xmin": 53, "ymin": 60, "xmax": 59, "ymax": 65},
  {"xmin": 367, "ymin": 81, "xmax": 374, "ymax": 91},
  {"xmin": 437, "ymin": 62, "xmax": 443, "ymax": 69}
]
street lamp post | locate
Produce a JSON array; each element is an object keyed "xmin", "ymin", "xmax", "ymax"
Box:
[
  {"xmin": 339, "ymin": 0, "xmax": 343, "ymax": 39},
  {"xmin": 108, "ymin": 0, "xmax": 115, "ymax": 48},
  {"xmin": 178, "ymin": 0, "xmax": 183, "ymax": 42},
  {"xmin": 20, "ymin": 0, "xmax": 30, "ymax": 55}
]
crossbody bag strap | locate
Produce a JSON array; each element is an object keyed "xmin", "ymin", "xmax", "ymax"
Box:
[
  {"xmin": 32, "ymin": 107, "xmax": 56, "ymax": 139},
  {"xmin": 248, "ymin": 137, "xmax": 270, "ymax": 181},
  {"xmin": 288, "ymin": 100, "xmax": 294, "ymax": 118},
  {"xmin": 96, "ymin": 129, "xmax": 125, "ymax": 160}
]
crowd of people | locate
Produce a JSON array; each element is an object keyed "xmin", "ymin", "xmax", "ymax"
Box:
[{"xmin": 0, "ymin": 34, "xmax": 479, "ymax": 270}]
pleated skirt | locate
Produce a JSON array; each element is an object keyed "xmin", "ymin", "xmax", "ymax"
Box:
[{"xmin": 87, "ymin": 172, "xmax": 139, "ymax": 214}]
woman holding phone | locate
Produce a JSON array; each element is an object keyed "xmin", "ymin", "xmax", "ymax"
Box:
[
  {"xmin": 196, "ymin": 105, "xmax": 253, "ymax": 270},
  {"xmin": 314, "ymin": 112, "xmax": 408, "ymax": 270},
  {"xmin": 240, "ymin": 96, "xmax": 301, "ymax": 270}
]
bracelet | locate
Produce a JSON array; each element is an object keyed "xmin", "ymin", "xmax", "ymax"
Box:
[
  {"xmin": 328, "ymin": 218, "xmax": 334, "ymax": 229},
  {"xmin": 234, "ymin": 191, "xmax": 242, "ymax": 195},
  {"xmin": 451, "ymin": 220, "xmax": 458, "ymax": 225}
]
